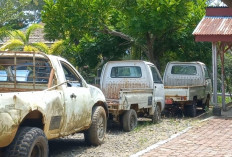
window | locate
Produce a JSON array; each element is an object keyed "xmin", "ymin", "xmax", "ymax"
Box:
[
  {"xmin": 150, "ymin": 66, "xmax": 162, "ymax": 83},
  {"xmin": 0, "ymin": 58, "xmax": 51, "ymax": 83},
  {"xmin": 61, "ymin": 62, "xmax": 82, "ymax": 87},
  {"xmin": 171, "ymin": 65, "xmax": 197, "ymax": 75},
  {"xmin": 110, "ymin": 66, "xmax": 142, "ymax": 78},
  {"xmin": 203, "ymin": 66, "xmax": 210, "ymax": 79}
]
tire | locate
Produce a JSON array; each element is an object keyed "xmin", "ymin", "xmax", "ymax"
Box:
[
  {"xmin": 185, "ymin": 102, "xmax": 197, "ymax": 117},
  {"xmin": 5, "ymin": 127, "xmax": 48, "ymax": 157},
  {"xmin": 122, "ymin": 109, "xmax": 137, "ymax": 132},
  {"xmin": 152, "ymin": 105, "xmax": 161, "ymax": 124},
  {"xmin": 203, "ymin": 97, "xmax": 210, "ymax": 111},
  {"xmin": 84, "ymin": 106, "xmax": 107, "ymax": 146}
]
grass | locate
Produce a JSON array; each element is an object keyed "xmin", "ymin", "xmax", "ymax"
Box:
[
  {"xmin": 134, "ymin": 120, "xmax": 153, "ymax": 132},
  {"xmin": 217, "ymin": 95, "xmax": 232, "ymax": 104}
]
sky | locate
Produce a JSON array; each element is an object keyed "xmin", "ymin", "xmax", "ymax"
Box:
[{"xmin": 208, "ymin": 0, "xmax": 227, "ymax": 6}]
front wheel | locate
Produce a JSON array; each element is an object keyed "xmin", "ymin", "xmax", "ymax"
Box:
[
  {"xmin": 84, "ymin": 106, "xmax": 107, "ymax": 146},
  {"xmin": 5, "ymin": 127, "xmax": 48, "ymax": 157},
  {"xmin": 122, "ymin": 109, "xmax": 137, "ymax": 132},
  {"xmin": 152, "ymin": 105, "xmax": 161, "ymax": 124}
]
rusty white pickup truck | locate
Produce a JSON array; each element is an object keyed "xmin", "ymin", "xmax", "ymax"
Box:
[
  {"xmin": 100, "ymin": 60, "xmax": 165, "ymax": 132},
  {"xmin": 163, "ymin": 61, "xmax": 212, "ymax": 117},
  {"xmin": 0, "ymin": 51, "xmax": 108, "ymax": 157}
]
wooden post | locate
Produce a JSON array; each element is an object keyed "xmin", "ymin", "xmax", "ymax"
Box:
[{"xmin": 219, "ymin": 44, "xmax": 226, "ymax": 111}]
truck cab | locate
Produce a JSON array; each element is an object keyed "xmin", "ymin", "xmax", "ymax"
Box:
[{"xmin": 100, "ymin": 60, "xmax": 165, "ymax": 131}]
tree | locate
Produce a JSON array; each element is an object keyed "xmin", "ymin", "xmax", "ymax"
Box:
[
  {"xmin": 0, "ymin": 0, "xmax": 28, "ymax": 39},
  {"xmin": 0, "ymin": 24, "xmax": 48, "ymax": 52},
  {"xmin": 0, "ymin": 0, "xmax": 44, "ymax": 40},
  {"xmin": 42, "ymin": 0, "xmax": 207, "ymax": 69}
]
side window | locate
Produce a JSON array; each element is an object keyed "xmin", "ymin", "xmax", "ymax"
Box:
[
  {"xmin": 61, "ymin": 62, "xmax": 82, "ymax": 87},
  {"xmin": 150, "ymin": 66, "xmax": 162, "ymax": 84},
  {"xmin": 203, "ymin": 66, "xmax": 210, "ymax": 79}
]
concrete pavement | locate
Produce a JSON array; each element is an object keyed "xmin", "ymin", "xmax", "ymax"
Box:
[{"xmin": 132, "ymin": 108, "xmax": 232, "ymax": 157}]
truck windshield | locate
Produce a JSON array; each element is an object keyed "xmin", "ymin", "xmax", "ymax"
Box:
[
  {"xmin": 111, "ymin": 66, "xmax": 142, "ymax": 78},
  {"xmin": 171, "ymin": 65, "xmax": 197, "ymax": 75}
]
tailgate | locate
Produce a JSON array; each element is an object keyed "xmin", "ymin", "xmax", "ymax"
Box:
[{"xmin": 164, "ymin": 86, "xmax": 189, "ymax": 103}]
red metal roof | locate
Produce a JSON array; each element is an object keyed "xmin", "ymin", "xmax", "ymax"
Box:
[
  {"xmin": 193, "ymin": 7, "xmax": 232, "ymax": 42},
  {"xmin": 193, "ymin": 17, "xmax": 232, "ymax": 42},
  {"xmin": 193, "ymin": 17, "xmax": 232, "ymax": 35}
]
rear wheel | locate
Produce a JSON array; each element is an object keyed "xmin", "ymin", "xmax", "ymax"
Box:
[
  {"xmin": 5, "ymin": 127, "xmax": 48, "ymax": 157},
  {"xmin": 122, "ymin": 109, "xmax": 137, "ymax": 132},
  {"xmin": 185, "ymin": 101, "xmax": 197, "ymax": 117},
  {"xmin": 152, "ymin": 105, "xmax": 161, "ymax": 124},
  {"xmin": 203, "ymin": 97, "xmax": 210, "ymax": 111},
  {"xmin": 84, "ymin": 106, "xmax": 107, "ymax": 146}
]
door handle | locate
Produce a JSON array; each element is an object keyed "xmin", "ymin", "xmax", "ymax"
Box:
[{"xmin": 70, "ymin": 93, "xmax": 76, "ymax": 99}]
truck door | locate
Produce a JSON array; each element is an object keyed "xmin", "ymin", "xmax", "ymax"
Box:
[
  {"xmin": 149, "ymin": 66, "xmax": 165, "ymax": 110},
  {"xmin": 60, "ymin": 61, "xmax": 92, "ymax": 134}
]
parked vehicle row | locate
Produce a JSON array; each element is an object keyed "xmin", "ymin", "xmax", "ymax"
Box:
[{"xmin": 0, "ymin": 51, "xmax": 211, "ymax": 157}]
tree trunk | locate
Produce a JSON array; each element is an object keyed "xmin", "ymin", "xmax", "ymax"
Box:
[
  {"xmin": 146, "ymin": 32, "xmax": 155, "ymax": 64},
  {"xmin": 222, "ymin": 0, "xmax": 232, "ymax": 8}
]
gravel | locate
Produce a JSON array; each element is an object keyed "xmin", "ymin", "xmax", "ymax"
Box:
[{"xmin": 49, "ymin": 111, "xmax": 211, "ymax": 157}]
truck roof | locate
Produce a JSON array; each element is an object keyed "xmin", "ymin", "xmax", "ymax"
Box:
[
  {"xmin": 167, "ymin": 61, "xmax": 205, "ymax": 66},
  {"xmin": 105, "ymin": 60, "xmax": 153, "ymax": 65},
  {"xmin": 0, "ymin": 51, "xmax": 68, "ymax": 63}
]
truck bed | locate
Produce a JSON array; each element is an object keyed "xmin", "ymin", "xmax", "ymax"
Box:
[
  {"xmin": 106, "ymin": 88, "xmax": 153, "ymax": 110},
  {"xmin": 164, "ymin": 85, "xmax": 205, "ymax": 102}
]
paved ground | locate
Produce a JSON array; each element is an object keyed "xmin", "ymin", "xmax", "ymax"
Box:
[{"xmin": 140, "ymin": 117, "xmax": 232, "ymax": 157}]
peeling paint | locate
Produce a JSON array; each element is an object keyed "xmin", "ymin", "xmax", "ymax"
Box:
[
  {"xmin": 0, "ymin": 51, "xmax": 106, "ymax": 147},
  {"xmin": 100, "ymin": 60, "xmax": 165, "ymax": 122}
]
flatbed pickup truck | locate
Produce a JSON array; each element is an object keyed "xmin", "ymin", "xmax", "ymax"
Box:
[
  {"xmin": 0, "ymin": 51, "xmax": 108, "ymax": 157},
  {"xmin": 163, "ymin": 61, "xmax": 212, "ymax": 117},
  {"xmin": 100, "ymin": 60, "xmax": 165, "ymax": 131}
]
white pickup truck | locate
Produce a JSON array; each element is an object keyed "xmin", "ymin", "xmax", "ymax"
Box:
[
  {"xmin": 0, "ymin": 51, "xmax": 108, "ymax": 157},
  {"xmin": 100, "ymin": 60, "xmax": 165, "ymax": 132},
  {"xmin": 163, "ymin": 61, "xmax": 212, "ymax": 117}
]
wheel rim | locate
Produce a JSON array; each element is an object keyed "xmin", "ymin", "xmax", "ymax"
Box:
[
  {"xmin": 97, "ymin": 115, "xmax": 105, "ymax": 140},
  {"xmin": 157, "ymin": 109, "xmax": 161, "ymax": 121},
  {"xmin": 30, "ymin": 142, "xmax": 43, "ymax": 157},
  {"xmin": 130, "ymin": 114, "xmax": 136, "ymax": 129}
]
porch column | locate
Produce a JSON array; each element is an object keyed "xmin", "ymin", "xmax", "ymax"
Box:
[
  {"xmin": 212, "ymin": 42, "xmax": 221, "ymax": 115},
  {"xmin": 212, "ymin": 42, "xmax": 218, "ymax": 106}
]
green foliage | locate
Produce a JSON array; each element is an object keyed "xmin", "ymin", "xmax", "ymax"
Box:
[
  {"xmin": 49, "ymin": 40, "xmax": 65, "ymax": 55},
  {"xmin": 77, "ymin": 34, "xmax": 129, "ymax": 68},
  {"xmin": 0, "ymin": 0, "xmax": 44, "ymax": 40},
  {"xmin": 0, "ymin": 24, "xmax": 48, "ymax": 52},
  {"xmin": 218, "ymin": 53, "xmax": 232, "ymax": 94},
  {"xmin": 42, "ymin": 0, "xmax": 211, "ymax": 72}
]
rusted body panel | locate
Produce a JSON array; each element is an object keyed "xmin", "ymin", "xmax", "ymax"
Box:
[
  {"xmin": 0, "ymin": 51, "xmax": 106, "ymax": 148},
  {"xmin": 100, "ymin": 60, "xmax": 165, "ymax": 122},
  {"xmin": 164, "ymin": 86, "xmax": 206, "ymax": 103},
  {"xmin": 163, "ymin": 62, "xmax": 212, "ymax": 107}
]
